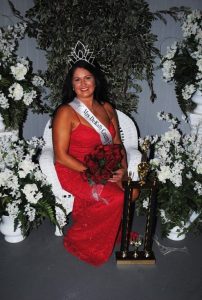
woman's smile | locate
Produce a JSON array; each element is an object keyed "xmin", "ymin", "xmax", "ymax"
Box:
[{"xmin": 72, "ymin": 67, "xmax": 95, "ymax": 99}]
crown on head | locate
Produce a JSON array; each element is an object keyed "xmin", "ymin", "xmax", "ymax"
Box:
[{"xmin": 68, "ymin": 41, "xmax": 95, "ymax": 68}]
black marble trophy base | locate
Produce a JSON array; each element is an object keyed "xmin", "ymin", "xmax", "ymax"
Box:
[{"xmin": 116, "ymin": 250, "xmax": 155, "ymax": 265}]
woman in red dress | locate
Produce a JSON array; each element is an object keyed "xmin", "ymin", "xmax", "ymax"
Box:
[{"xmin": 53, "ymin": 44, "xmax": 134, "ymax": 266}]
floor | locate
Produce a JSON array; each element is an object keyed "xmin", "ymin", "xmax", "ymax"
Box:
[{"xmin": 0, "ymin": 215, "xmax": 202, "ymax": 300}]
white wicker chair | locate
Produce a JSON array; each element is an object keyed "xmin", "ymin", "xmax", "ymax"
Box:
[{"xmin": 39, "ymin": 109, "xmax": 142, "ymax": 236}]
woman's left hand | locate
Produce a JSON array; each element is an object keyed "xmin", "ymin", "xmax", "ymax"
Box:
[{"xmin": 108, "ymin": 168, "xmax": 126, "ymax": 183}]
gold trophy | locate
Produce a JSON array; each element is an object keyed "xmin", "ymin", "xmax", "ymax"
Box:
[{"xmin": 138, "ymin": 139, "xmax": 151, "ymax": 186}]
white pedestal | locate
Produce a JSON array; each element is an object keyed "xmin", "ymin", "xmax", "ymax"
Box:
[
  {"xmin": 0, "ymin": 114, "xmax": 5, "ymax": 132},
  {"xmin": 0, "ymin": 130, "xmax": 18, "ymax": 139},
  {"xmin": 0, "ymin": 215, "xmax": 25, "ymax": 243},
  {"xmin": 167, "ymin": 226, "xmax": 186, "ymax": 241},
  {"xmin": 189, "ymin": 113, "xmax": 202, "ymax": 138},
  {"xmin": 192, "ymin": 90, "xmax": 202, "ymax": 114}
]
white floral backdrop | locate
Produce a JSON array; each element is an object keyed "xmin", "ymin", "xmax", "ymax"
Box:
[{"xmin": 0, "ymin": 0, "xmax": 202, "ymax": 138}]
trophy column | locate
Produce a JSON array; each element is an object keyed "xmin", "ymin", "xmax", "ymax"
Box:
[{"xmin": 116, "ymin": 178, "xmax": 157, "ymax": 265}]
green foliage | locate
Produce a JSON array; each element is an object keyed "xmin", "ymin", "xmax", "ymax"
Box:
[
  {"xmin": 10, "ymin": 0, "xmax": 161, "ymax": 114},
  {"xmin": 173, "ymin": 47, "xmax": 198, "ymax": 114},
  {"xmin": 160, "ymin": 10, "xmax": 202, "ymax": 116}
]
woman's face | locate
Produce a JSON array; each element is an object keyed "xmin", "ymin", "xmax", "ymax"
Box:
[{"xmin": 72, "ymin": 67, "xmax": 96, "ymax": 100}]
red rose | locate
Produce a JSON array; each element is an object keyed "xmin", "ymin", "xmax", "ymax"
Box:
[
  {"xmin": 96, "ymin": 150, "xmax": 106, "ymax": 160},
  {"xmin": 101, "ymin": 169, "xmax": 111, "ymax": 180},
  {"xmin": 87, "ymin": 160, "xmax": 99, "ymax": 171},
  {"xmin": 83, "ymin": 143, "xmax": 123, "ymax": 185},
  {"xmin": 105, "ymin": 158, "xmax": 117, "ymax": 171}
]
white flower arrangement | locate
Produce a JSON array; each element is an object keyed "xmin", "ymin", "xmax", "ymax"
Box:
[
  {"xmin": 0, "ymin": 134, "xmax": 65, "ymax": 236},
  {"xmin": 161, "ymin": 9, "xmax": 202, "ymax": 115},
  {"xmin": 138, "ymin": 112, "xmax": 202, "ymax": 237},
  {"xmin": 0, "ymin": 22, "xmax": 46, "ymax": 131}
]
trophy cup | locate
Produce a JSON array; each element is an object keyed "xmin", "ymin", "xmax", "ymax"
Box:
[{"xmin": 130, "ymin": 235, "xmax": 143, "ymax": 258}]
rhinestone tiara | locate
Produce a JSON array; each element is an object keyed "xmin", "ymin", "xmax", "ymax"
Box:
[{"xmin": 68, "ymin": 41, "xmax": 95, "ymax": 68}]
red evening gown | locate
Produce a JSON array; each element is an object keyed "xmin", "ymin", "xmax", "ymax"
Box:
[{"xmin": 55, "ymin": 122, "xmax": 124, "ymax": 266}]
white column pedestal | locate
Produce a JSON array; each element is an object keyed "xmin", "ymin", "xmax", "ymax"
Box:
[{"xmin": 189, "ymin": 113, "xmax": 202, "ymax": 138}]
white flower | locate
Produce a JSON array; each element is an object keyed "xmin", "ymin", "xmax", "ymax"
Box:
[
  {"xmin": 33, "ymin": 169, "xmax": 47, "ymax": 185},
  {"xmin": 17, "ymin": 57, "xmax": 29, "ymax": 67},
  {"xmin": 163, "ymin": 129, "xmax": 181, "ymax": 142},
  {"xmin": 27, "ymin": 136, "xmax": 45, "ymax": 148},
  {"xmin": 164, "ymin": 42, "xmax": 178, "ymax": 60},
  {"xmin": 196, "ymin": 58, "xmax": 202, "ymax": 72},
  {"xmin": 196, "ymin": 29, "xmax": 202, "ymax": 43},
  {"xmin": 32, "ymin": 75, "xmax": 44, "ymax": 87},
  {"xmin": 171, "ymin": 173, "xmax": 182, "ymax": 187},
  {"xmin": 196, "ymin": 163, "xmax": 202, "ymax": 174},
  {"xmin": 182, "ymin": 84, "xmax": 196, "ymax": 100},
  {"xmin": 0, "ymin": 135, "xmax": 58, "ymax": 232},
  {"xmin": 156, "ymin": 145, "xmax": 169, "ymax": 160},
  {"xmin": 157, "ymin": 112, "xmax": 164, "ymax": 120},
  {"xmin": 160, "ymin": 209, "xmax": 169, "ymax": 223},
  {"xmin": 0, "ymin": 23, "xmax": 45, "ymax": 130},
  {"xmin": 160, "ymin": 10, "xmax": 202, "ymax": 114},
  {"xmin": 162, "ymin": 60, "xmax": 176, "ymax": 82},
  {"xmin": 186, "ymin": 172, "xmax": 192, "ymax": 179},
  {"xmin": 18, "ymin": 159, "xmax": 36, "ymax": 178},
  {"xmin": 8, "ymin": 83, "xmax": 23, "ymax": 100},
  {"xmin": 182, "ymin": 10, "xmax": 202, "ymax": 38},
  {"xmin": 194, "ymin": 181, "xmax": 202, "ymax": 196},
  {"xmin": 150, "ymin": 158, "xmax": 160, "ymax": 167},
  {"xmin": 0, "ymin": 92, "xmax": 9, "ymax": 109},
  {"xmin": 6, "ymin": 201, "xmax": 21, "ymax": 219},
  {"xmin": 157, "ymin": 165, "xmax": 172, "ymax": 183},
  {"xmin": 191, "ymin": 44, "xmax": 202, "ymax": 60},
  {"xmin": 143, "ymin": 198, "xmax": 149, "ymax": 209},
  {"xmin": 24, "ymin": 204, "xmax": 36, "ymax": 222},
  {"xmin": 23, "ymin": 90, "xmax": 37, "ymax": 105},
  {"xmin": 141, "ymin": 111, "xmax": 202, "ymax": 235},
  {"xmin": 0, "ymin": 169, "xmax": 19, "ymax": 195},
  {"xmin": 10, "ymin": 62, "xmax": 28, "ymax": 81},
  {"xmin": 0, "ymin": 169, "xmax": 13, "ymax": 186},
  {"xmin": 22, "ymin": 183, "xmax": 43, "ymax": 204}
]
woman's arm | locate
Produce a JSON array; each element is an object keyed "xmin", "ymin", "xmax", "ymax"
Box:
[
  {"xmin": 52, "ymin": 105, "xmax": 87, "ymax": 172},
  {"xmin": 104, "ymin": 103, "xmax": 128, "ymax": 183},
  {"xmin": 103, "ymin": 102, "xmax": 140, "ymax": 199}
]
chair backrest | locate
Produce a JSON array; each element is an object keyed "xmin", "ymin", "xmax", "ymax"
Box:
[
  {"xmin": 116, "ymin": 110, "xmax": 138, "ymax": 149},
  {"xmin": 43, "ymin": 119, "xmax": 53, "ymax": 148}
]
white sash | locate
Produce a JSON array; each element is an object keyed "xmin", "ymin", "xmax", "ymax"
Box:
[{"xmin": 69, "ymin": 98, "xmax": 113, "ymax": 145}]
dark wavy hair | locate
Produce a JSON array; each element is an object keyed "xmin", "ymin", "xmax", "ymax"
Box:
[{"xmin": 61, "ymin": 60, "xmax": 108, "ymax": 104}]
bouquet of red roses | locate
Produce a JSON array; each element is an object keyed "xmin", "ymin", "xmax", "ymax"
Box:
[{"xmin": 82, "ymin": 144, "xmax": 123, "ymax": 185}]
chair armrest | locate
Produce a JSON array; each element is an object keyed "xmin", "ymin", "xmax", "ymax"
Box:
[
  {"xmin": 39, "ymin": 148, "xmax": 69, "ymax": 200},
  {"xmin": 126, "ymin": 147, "xmax": 142, "ymax": 181}
]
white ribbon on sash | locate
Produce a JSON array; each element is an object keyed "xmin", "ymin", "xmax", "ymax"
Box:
[{"xmin": 69, "ymin": 97, "xmax": 112, "ymax": 145}]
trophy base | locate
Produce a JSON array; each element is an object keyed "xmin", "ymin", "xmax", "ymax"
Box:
[{"xmin": 115, "ymin": 250, "xmax": 155, "ymax": 265}]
